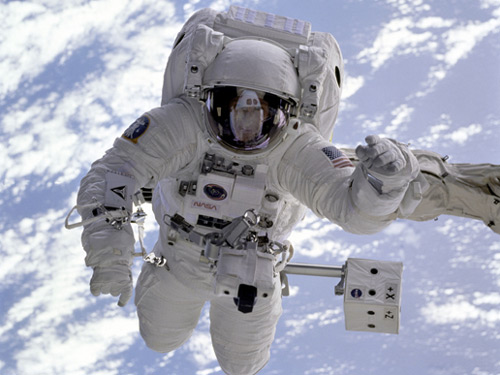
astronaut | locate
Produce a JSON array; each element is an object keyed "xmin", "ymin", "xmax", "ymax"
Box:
[{"xmin": 75, "ymin": 7, "xmax": 499, "ymax": 375}]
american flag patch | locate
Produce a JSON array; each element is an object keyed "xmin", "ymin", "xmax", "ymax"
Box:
[{"xmin": 321, "ymin": 146, "xmax": 354, "ymax": 169}]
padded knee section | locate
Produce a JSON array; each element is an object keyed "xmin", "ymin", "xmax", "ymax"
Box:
[
  {"xmin": 139, "ymin": 322, "xmax": 193, "ymax": 353},
  {"xmin": 213, "ymin": 340, "xmax": 270, "ymax": 375},
  {"xmin": 135, "ymin": 263, "xmax": 205, "ymax": 354}
]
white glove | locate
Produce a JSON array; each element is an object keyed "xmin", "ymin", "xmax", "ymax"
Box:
[
  {"xmin": 81, "ymin": 221, "xmax": 135, "ymax": 307},
  {"xmin": 90, "ymin": 264, "xmax": 133, "ymax": 307},
  {"xmin": 355, "ymin": 135, "xmax": 418, "ymax": 193}
]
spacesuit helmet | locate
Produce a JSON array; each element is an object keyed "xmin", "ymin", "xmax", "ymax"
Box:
[{"xmin": 202, "ymin": 38, "xmax": 301, "ymax": 153}]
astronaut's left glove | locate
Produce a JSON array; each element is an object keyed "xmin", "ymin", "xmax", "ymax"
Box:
[{"xmin": 355, "ymin": 135, "xmax": 419, "ymax": 194}]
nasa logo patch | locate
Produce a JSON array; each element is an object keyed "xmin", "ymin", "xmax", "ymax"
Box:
[
  {"xmin": 350, "ymin": 288, "xmax": 363, "ymax": 299},
  {"xmin": 203, "ymin": 184, "xmax": 228, "ymax": 201},
  {"xmin": 122, "ymin": 115, "xmax": 150, "ymax": 143}
]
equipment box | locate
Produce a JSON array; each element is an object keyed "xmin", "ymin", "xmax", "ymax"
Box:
[{"xmin": 343, "ymin": 258, "xmax": 403, "ymax": 334}]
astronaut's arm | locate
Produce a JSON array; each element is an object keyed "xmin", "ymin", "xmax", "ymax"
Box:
[
  {"xmin": 78, "ymin": 139, "xmax": 155, "ymax": 222},
  {"xmin": 78, "ymin": 104, "xmax": 197, "ymax": 233},
  {"xmin": 76, "ymin": 125, "xmax": 162, "ymax": 306},
  {"xmin": 76, "ymin": 104, "xmax": 198, "ymax": 304},
  {"xmin": 277, "ymin": 131, "xmax": 421, "ymax": 234}
]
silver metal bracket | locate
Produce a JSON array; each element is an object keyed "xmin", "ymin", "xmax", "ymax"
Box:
[
  {"xmin": 144, "ymin": 253, "xmax": 170, "ymax": 270},
  {"xmin": 281, "ymin": 262, "xmax": 346, "ymax": 296}
]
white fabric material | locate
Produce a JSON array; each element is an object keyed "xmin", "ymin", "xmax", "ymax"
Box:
[
  {"xmin": 83, "ymin": 223, "xmax": 135, "ymax": 307},
  {"xmin": 184, "ymin": 24, "xmax": 225, "ymax": 97},
  {"xmin": 103, "ymin": 170, "xmax": 136, "ymax": 211},
  {"xmin": 77, "ymin": 95, "xmax": 415, "ymax": 374},
  {"xmin": 296, "ymin": 45, "xmax": 328, "ymax": 118},
  {"xmin": 353, "ymin": 135, "xmax": 421, "ymax": 216},
  {"xmin": 275, "ymin": 124, "xmax": 417, "ymax": 234},
  {"xmin": 202, "ymin": 38, "xmax": 302, "ymax": 102},
  {"xmin": 135, "ymin": 262, "xmax": 206, "ymax": 353},
  {"xmin": 402, "ymin": 150, "xmax": 500, "ymax": 233},
  {"xmin": 81, "ymin": 222, "xmax": 135, "ymax": 267},
  {"xmin": 342, "ymin": 147, "xmax": 500, "ymax": 233},
  {"xmin": 162, "ymin": 8, "xmax": 220, "ymax": 104},
  {"xmin": 135, "ymin": 262, "xmax": 282, "ymax": 375},
  {"xmin": 91, "ymin": 264, "xmax": 133, "ymax": 307},
  {"xmin": 356, "ymin": 135, "xmax": 409, "ymax": 181},
  {"xmin": 77, "ymin": 98, "xmax": 201, "ymax": 303}
]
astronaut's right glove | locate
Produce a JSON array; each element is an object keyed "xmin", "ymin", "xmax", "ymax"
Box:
[
  {"xmin": 82, "ymin": 221, "xmax": 135, "ymax": 306},
  {"xmin": 90, "ymin": 264, "xmax": 133, "ymax": 307},
  {"xmin": 355, "ymin": 135, "xmax": 419, "ymax": 194}
]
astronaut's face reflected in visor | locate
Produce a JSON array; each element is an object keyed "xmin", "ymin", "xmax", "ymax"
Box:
[
  {"xmin": 230, "ymin": 90, "xmax": 264, "ymax": 143},
  {"xmin": 205, "ymin": 87, "xmax": 293, "ymax": 153}
]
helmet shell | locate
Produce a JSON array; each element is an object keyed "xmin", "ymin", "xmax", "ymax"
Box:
[{"xmin": 202, "ymin": 38, "xmax": 301, "ymax": 104}]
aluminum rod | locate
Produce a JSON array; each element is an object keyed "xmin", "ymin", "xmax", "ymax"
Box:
[{"xmin": 283, "ymin": 262, "xmax": 344, "ymax": 278}]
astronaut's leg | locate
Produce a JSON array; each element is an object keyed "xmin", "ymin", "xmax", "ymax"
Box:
[
  {"xmin": 403, "ymin": 150, "xmax": 500, "ymax": 233},
  {"xmin": 209, "ymin": 278, "xmax": 283, "ymax": 375},
  {"xmin": 343, "ymin": 148, "xmax": 500, "ymax": 234},
  {"xmin": 135, "ymin": 261, "xmax": 205, "ymax": 352}
]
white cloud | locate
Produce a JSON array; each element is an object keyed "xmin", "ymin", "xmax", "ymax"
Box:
[
  {"xmin": 386, "ymin": 0, "xmax": 431, "ymax": 15},
  {"xmin": 304, "ymin": 363, "xmax": 356, "ymax": 375},
  {"xmin": 416, "ymin": 17, "xmax": 455, "ymax": 29},
  {"xmin": 383, "ymin": 221, "xmax": 421, "ymax": 248},
  {"xmin": 384, "ymin": 104, "xmax": 414, "ymax": 136},
  {"xmin": 288, "ymin": 214, "xmax": 361, "ymax": 259},
  {"xmin": 184, "ymin": 0, "xmax": 202, "ymax": 16},
  {"xmin": 0, "ymin": 0, "xmax": 183, "ymax": 204},
  {"xmin": 183, "ymin": 0, "xmax": 261, "ymax": 19},
  {"xmin": 356, "ymin": 114, "xmax": 384, "ymax": 133},
  {"xmin": 288, "ymin": 285, "xmax": 300, "ymax": 297},
  {"xmin": 0, "ymin": 198, "xmax": 148, "ymax": 375},
  {"xmin": 14, "ymin": 314, "xmax": 138, "ymax": 375},
  {"xmin": 473, "ymin": 292, "xmax": 500, "ymax": 305},
  {"xmin": 413, "ymin": 122, "xmax": 483, "ymax": 149},
  {"xmin": 421, "ymin": 295, "xmax": 500, "ymax": 326},
  {"xmin": 490, "ymin": 252, "xmax": 500, "ymax": 287},
  {"xmin": 341, "ymin": 74, "xmax": 365, "ymax": 99},
  {"xmin": 197, "ymin": 366, "xmax": 223, "ymax": 375},
  {"xmin": 356, "ymin": 17, "xmax": 434, "ymax": 70},
  {"xmin": 0, "ymin": 207, "xmax": 87, "ymax": 330},
  {"xmin": 414, "ymin": 14, "xmax": 500, "ymax": 95},
  {"xmin": 412, "ymin": 115, "xmax": 465, "ymax": 149},
  {"xmin": 446, "ymin": 124, "xmax": 483, "ymax": 145},
  {"xmin": 440, "ymin": 18, "xmax": 500, "ymax": 66},
  {"xmin": 283, "ymin": 308, "xmax": 343, "ymax": 337},
  {"xmin": 1, "ymin": 0, "xmax": 129, "ymax": 97},
  {"xmin": 185, "ymin": 331, "xmax": 218, "ymax": 367},
  {"xmin": 481, "ymin": 0, "xmax": 500, "ymax": 8},
  {"xmin": 355, "ymin": 10, "xmax": 500, "ymax": 98}
]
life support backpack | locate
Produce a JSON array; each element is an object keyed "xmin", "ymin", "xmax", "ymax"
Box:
[{"xmin": 161, "ymin": 6, "xmax": 344, "ymax": 141}]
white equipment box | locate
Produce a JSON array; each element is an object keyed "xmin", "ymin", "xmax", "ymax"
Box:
[{"xmin": 343, "ymin": 258, "xmax": 403, "ymax": 334}]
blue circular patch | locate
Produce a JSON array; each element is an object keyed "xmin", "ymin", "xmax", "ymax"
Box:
[
  {"xmin": 203, "ymin": 184, "xmax": 228, "ymax": 201},
  {"xmin": 122, "ymin": 115, "xmax": 150, "ymax": 143},
  {"xmin": 351, "ymin": 288, "xmax": 363, "ymax": 299}
]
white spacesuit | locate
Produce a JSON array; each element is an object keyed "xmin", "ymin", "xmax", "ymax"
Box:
[{"xmin": 74, "ymin": 7, "xmax": 499, "ymax": 375}]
